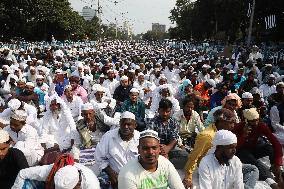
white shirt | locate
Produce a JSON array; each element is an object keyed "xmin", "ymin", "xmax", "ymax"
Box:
[
  {"xmin": 94, "ymin": 128, "xmax": 140, "ymax": 174},
  {"xmin": 199, "ymin": 153, "xmax": 244, "ymax": 189},
  {"xmin": 197, "ymin": 72, "xmax": 210, "ymax": 83},
  {"xmin": 90, "ymin": 97, "xmax": 116, "ymax": 112},
  {"xmin": 102, "ymin": 79, "xmax": 119, "ymax": 95},
  {"xmin": 12, "ymin": 163, "xmax": 100, "ymax": 189},
  {"xmin": 270, "ymin": 106, "xmax": 284, "ymax": 133},
  {"xmin": 63, "ymin": 95, "xmax": 83, "ymax": 121},
  {"xmin": 118, "ymin": 155, "xmax": 185, "ymax": 189},
  {"xmin": 259, "ymin": 84, "xmax": 276, "ymax": 98}
]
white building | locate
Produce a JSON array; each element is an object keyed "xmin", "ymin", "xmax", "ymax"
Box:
[{"xmin": 81, "ymin": 6, "xmax": 96, "ymax": 21}]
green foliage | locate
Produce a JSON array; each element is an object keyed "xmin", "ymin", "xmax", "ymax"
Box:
[{"xmin": 169, "ymin": 0, "xmax": 284, "ymax": 42}]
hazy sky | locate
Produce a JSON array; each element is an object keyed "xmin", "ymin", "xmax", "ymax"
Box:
[{"xmin": 69, "ymin": 0, "xmax": 176, "ymax": 34}]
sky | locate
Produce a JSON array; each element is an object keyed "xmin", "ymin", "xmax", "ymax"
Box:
[{"xmin": 69, "ymin": 0, "xmax": 176, "ymax": 34}]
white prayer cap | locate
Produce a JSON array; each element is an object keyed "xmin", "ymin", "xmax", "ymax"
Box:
[
  {"xmin": 269, "ymin": 74, "xmax": 276, "ymax": 78},
  {"xmin": 120, "ymin": 75, "xmax": 128, "ymax": 81},
  {"xmin": 107, "ymin": 69, "xmax": 114, "ymax": 73},
  {"xmin": 8, "ymin": 99, "xmax": 21, "ymax": 111},
  {"xmin": 121, "ymin": 111, "xmax": 135, "ymax": 120},
  {"xmin": 169, "ymin": 61, "xmax": 175, "ymax": 64},
  {"xmin": 81, "ymin": 103, "xmax": 94, "ymax": 111},
  {"xmin": 26, "ymin": 82, "xmax": 34, "ymax": 87},
  {"xmin": 210, "ymin": 69, "xmax": 216, "ymax": 74},
  {"xmin": 30, "ymin": 66, "xmax": 36, "ymax": 70},
  {"xmin": 276, "ymin": 82, "xmax": 284, "ymax": 87},
  {"xmin": 11, "ymin": 110, "xmax": 27, "ymax": 122},
  {"xmin": 55, "ymin": 69, "xmax": 63, "ymax": 74},
  {"xmin": 225, "ymin": 57, "xmax": 230, "ymax": 61},
  {"xmin": 213, "ymin": 130, "xmax": 237, "ymax": 146},
  {"xmin": 99, "ymin": 73, "xmax": 105, "ymax": 78},
  {"xmin": 265, "ymin": 64, "xmax": 273, "ymax": 67},
  {"xmin": 122, "ymin": 65, "xmax": 128, "ymax": 69},
  {"xmin": 71, "ymin": 71, "xmax": 80, "ymax": 78},
  {"xmin": 36, "ymin": 75, "xmax": 44, "ymax": 80},
  {"xmin": 129, "ymin": 69, "xmax": 135, "ymax": 73},
  {"xmin": 0, "ymin": 130, "xmax": 10, "ymax": 143},
  {"xmin": 138, "ymin": 72, "xmax": 144, "ymax": 77},
  {"xmin": 10, "ymin": 74, "xmax": 18, "ymax": 81},
  {"xmin": 130, "ymin": 88, "xmax": 139, "ymax": 94},
  {"xmin": 54, "ymin": 165, "xmax": 79, "ymax": 189},
  {"xmin": 202, "ymin": 64, "xmax": 210, "ymax": 69},
  {"xmin": 139, "ymin": 129, "xmax": 160, "ymax": 141},
  {"xmin": 206, "ymin": 79, "xmax": 216, "ymax": 88},
  {"xmin": 227, "ymin": 70, "xmax": 236, "ymax": 74},
  {"xmin": 243, "ymin": 108, "xmax": 259, "ymax": 121},
  {"xmin": 242, "ymin": 92, "xmax": 253, "ymax": 99}
]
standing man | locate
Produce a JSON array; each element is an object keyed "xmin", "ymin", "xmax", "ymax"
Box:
[{"xmin": 118, "ymin": 130, "xmax": 185, "ymax": 189}]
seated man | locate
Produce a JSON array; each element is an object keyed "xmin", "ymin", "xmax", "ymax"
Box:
[
  {"xmin": 270, "ymin": 98, "xmax": 284, "ymax": 144},
  {"xmin": 118, "ymin": 130, "xmax": 185, "ymax": 189},
  {"xmin": 94, "ymin": 111, "xmax": 139, "ymax": 189},
  {"xmin": 199, "ymin": 130, "xmax": 244, "ymax": 189},
  {"xmin": 183, "ymin": 108, "xmax": 258, "ymax": 189},
  {"xmin": 146, "ymin": 99, "xmax": 179, "ymax": 159},
  {"xmin": 113, "ymin": 76, "xmax": 132, "ymax": 108},
  {"xmin": 62, "ymin": 85, "xmax": 83, "ymax": 122},
  {"xmin": 174, "ymin": 97, "xmax": 204, "ymax": 148},
  {"xmin": 12, "ymin": 154, "xmax": 100, "ymax": 188},
  {"xmin": 3, "ymin": 110, "xmax": 44, "ymax": 166},
  {"xmin": 121, "ymin": 88, "xmax": 146, "ymax": 131},
  {"xmin": 16, "ymin": 82, "xmax": 39, "ymax": 109},
  {"xmin": 233, "ymin": 108, "xmax": 283, "ymax": 188},
  {"xmin": 0, "ymin": 130, "xmax": 29, "ymax": 189},
  {"xmin": 69, "ymin": 75, "xmax": 88, "ymax": 103},
  {"xmin": 40, "ymin": 95, "xmax": 80, "ymax": 152}
]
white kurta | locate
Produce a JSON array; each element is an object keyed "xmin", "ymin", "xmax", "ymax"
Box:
[
  {"xmin": 102, "ymin": 79, "xmax": 119, "ymax": 95},
  {"xmin": 199, "ymin": 153, "xmax": 244, "ymax": 189},
  {"xmin": 3, "ymin": 124, "xmax": 44, "ymax": 166},
  {"xmin": 94, "ymin": 128, "xmax": 140, "ymax": 174},
  {"xmin": 63, "ymin": 95, "xmax": 83, "ymax": 122},
  {"xmin": 12, "ymin": 163, "xmax": 100, "ymax": 189}
]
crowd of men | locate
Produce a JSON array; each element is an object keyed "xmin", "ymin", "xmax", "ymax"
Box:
[{"xmin": 0, "ymin": 40, "xmax": 284, "ymax": 189}]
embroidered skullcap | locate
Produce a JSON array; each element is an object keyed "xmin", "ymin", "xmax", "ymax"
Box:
[
  {"xmin": 120, "ymin": 75, "xmax": 128, "ymax": 81},
  {"xmin": 54, "ymin": 165, "xmax": 79, "ymax": 189},
  {"xmin": 0, "ymin": 130, "xmax": 10, "ymax": 143},
  {"xmin": 8, "ymin": 99, "xmax": 21, "ymax": 111},
  {"xmin": 243, "ymin": 108, "xmax": 259, "ymax": 121},
  {"xmin": 242, "ymin": 92, "xmax": 253, "ymax": 99},
  {"xmin": 213, "ymin": 130, "xmax": 237, "ymax": 146},
  {"xmin": 139, "ymin": 129, "xmax": 160, "ymax": 141},
  {"xmin": 121, "ymin": 111, "xmax": 135, "ymax": 120},
  {"xmin": 81, "ymin": 103, "xmax": 94, "ymax": 111},
  {"xmin": 130, "ymin": 88, "xmax": 139, "ymax": 93},
  {"xmin": 11, "ymin": 110, "xmax": 27, "ymax": 122}
]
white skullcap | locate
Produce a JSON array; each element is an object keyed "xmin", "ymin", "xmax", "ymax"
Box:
[
  {"xmin": 55, "ymin": 69, "xmax": 63, "ymax": 74},
  {"xmin": 139, "ymin": 129, "xmax": 160, "ymax": 141},
  {"xmin": 277, "ymin": 82, "xmax": 284, "ymax": 87},
  {"xmin": 121, "ymin": 111, "xmax": 135, "ymax": 120},
  {"xmin": 138, "ymin": 72, "xmax": 144, "ymax": 77},
  {"xmin": 206, "ymin": 79, "xmax": 216, "ymax": 88},
  {"xmin": 11, "ymin": 110, "xmax": 27, "ymax": 121},
  {"xmin": 94, "ymin": 85, "xmax": 105, "ymax": 93},
  {"xmin": 129, "ymin": 69, "xmax": 135, "ymax": 73},
  {"xmin": 54, "ymin": 165, "xmax": 79, "ymax": 189},
  {"xmin": 242, "ymin": 92, "xmax": 253, "ymax": 99},
  {"xmin": 202, "ymin": 64, "xmax": 210, "ymax": 69},
  {"xmin": 213, "ymin": 130, "xmax": 237, "ymax": 147},
  {"xmin": 26, "ymin": 82, "xmax": 34, "ymax": 87},
  {"xmin": 227, "ymin": 70, "xmax": 236, "ymax": 74},
  {"xmin": 130, "ymin": 88, "xmax": 139, "ymax": 93},
  {"xmin": 8, "ymin": 99, "xmax": 21, "ymax": 111},
  {"xmin": 36, "ymin": 75, "xmax": 44, "ymax": 80},
  {"xmin": 210, "ymin": 69, "xmax": 216, "ymax": 74},
  {"xmin": 99, "ymin": 73, "xmax": 105, "ymax": 78},
  {"xmin": 269, "ymin": 74, "xmax": 276, "ymax": 78},
  {"xmin": 243, "ymin": 108, "xmax": 259, "ymax": 121},
  {"xmin": 81, "ymin": 103, "xmax": 94, "ymax": 111},
  {"xmin": 120, "ymin": 75, "xmax": 128, "ymax": 81},
  {"xmin": 0, "ymin": 130, "xmax": 10, "ymax": 143}
]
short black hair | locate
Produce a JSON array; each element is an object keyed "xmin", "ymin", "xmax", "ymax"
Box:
[
  {"xmin": 158, "ymin": 99, "xmax": 173, "ymax": 109},
  {"xmin": 182, "ymin": 97, "xmax": 195, "ymax": 107}
]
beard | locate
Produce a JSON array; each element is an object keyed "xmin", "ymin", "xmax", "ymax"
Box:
[
  {"xmin": 221, "ymin": 153, "xmax": 233, "ymax": 166},
  {"xmin": 52, "ymin": 109, "xmax": 61, "ymax": 117}
]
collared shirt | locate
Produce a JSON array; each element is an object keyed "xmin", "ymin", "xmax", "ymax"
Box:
[
  {"xmin": 63, "ymin": 95, "xmax": 83, "ymax": 121},
  {"xmin": 12, "ymin": 163, "xmax": 100, "ymax": 189},
  {"xmin": 173, "ymin": 109, "xmax": 204, "ymax": 135},
  {"xmin": 184, "ymin": 124, "xmax": 217, "ymax": 181},
  {"xmin": 120, "ymin": 99, "xmax": 146, "ymax": 119},
  {"xmin": 94, "ymin": 128, "xmax": 140, "ymax": 173},
  {"xmin": 146, "ymin": 116, "xmax": 179, "ymax": 145},
  {"xmin": 199, "ymin": 153, "xmax": 244, "ymax": 189}
]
